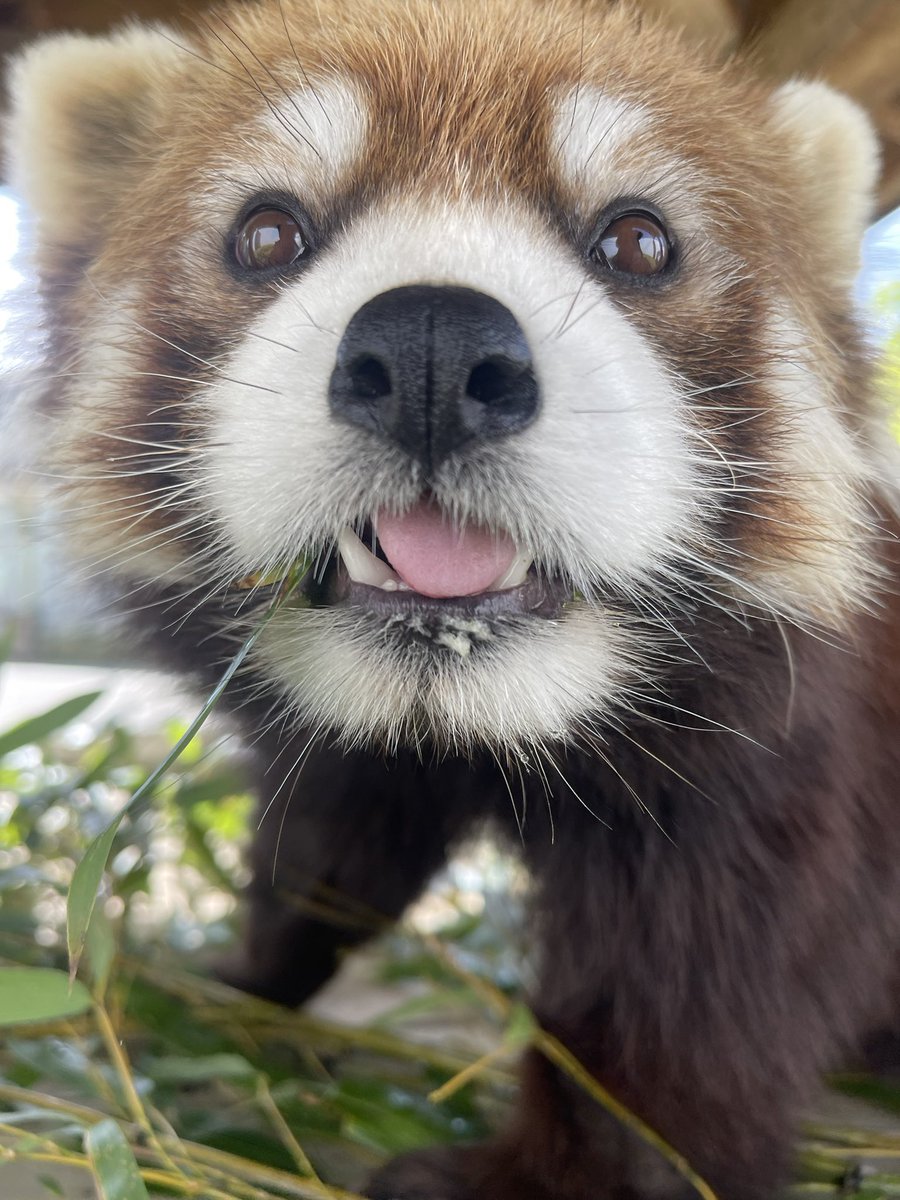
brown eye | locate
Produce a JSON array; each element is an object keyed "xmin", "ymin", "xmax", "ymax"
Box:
[
  {"xmin": 234, "ymin": 207, "xmax": 307, "ymax": 271},
  {"xmin": 593, "ymin": 212, "xmax": 671, "ymax": 277}
]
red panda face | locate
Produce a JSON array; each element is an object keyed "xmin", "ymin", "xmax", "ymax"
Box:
[{"xmin": 8, "ymin": 0, "xmax": 882, "ymax": 753}]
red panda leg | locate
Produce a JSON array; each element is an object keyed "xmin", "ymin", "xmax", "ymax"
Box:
[
  {"xmin": 217, "ymin": 740, "xmax": 485, "ymax": 1006},
  {"xmin": 365, "ymin": 1043, "xmax": 788, "ymax": 1200}
]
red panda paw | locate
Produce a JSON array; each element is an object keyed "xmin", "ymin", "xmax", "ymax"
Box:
[
  {"xmin": 365, "ymin": 1148, "xmax": 476, "ymax": 1200},
  {"xmin": 365, "ymin": 1145, "xmax": 543, "ymax": 1200}
]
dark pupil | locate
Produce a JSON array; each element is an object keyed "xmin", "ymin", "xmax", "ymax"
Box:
[
  {"xmin": 239, "ymin": 209, "xmax": 304, "ymax": 269},
  {"xmin": 599, "ymin": 215, "xmax": 669, "ymax": 275}
]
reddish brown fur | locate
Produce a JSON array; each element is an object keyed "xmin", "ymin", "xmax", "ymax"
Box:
[
  {"xmin": 11, "ymin": 2, "xmax": 900, "ymax": 1197},
  {"xmin": 31, "ymin": 1, "xmax": 875, "ymax": 600}
]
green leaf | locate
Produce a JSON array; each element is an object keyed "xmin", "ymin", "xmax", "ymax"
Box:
[
  {"xmin": 181, "ymin": 820, "xmax": 236, "ymax": 892},
  {"xmin": 832, "ymin": 1072, "xmax": 900, "ymax": 1116},
  {"xmin": 373, "ymin": 988, "xmax": 478, "ymax": 1029},
  {"xmin": 0, "ymin": 692, "xmax": 102, "ymax": 758},
  {"xmin": 86, "ymin": 905, "xmax": 117, "ymax": 1001},
  {"xmin": 146, "ymin": 1052, "xmax": 257, "ymax": 1085},
  {"xmin": 198, "ymin": 1128, "xmax": 299, "ymax": 1173},
  {"xmin": 67, "ymin": 816, "xmax": 125, "ymax": 983},
  {"xmin": 0, "ymin": 968, "xmax": 92, "ymax": 1027},
  {"xmin": 6, "ymin": 1036, "xmax": 100, "ymax": 1091},
  {"xmin": 76, "ymin": 726, "xmax": 133, "ymax": 789},
  {"xmin": 175, "ymin": 773, "xmax": 244, "ymax": 810},
  {"xmin": 330, "ymin": 1079, "xmax": 460, "ymax": 1155},
  {"xmin": 66, "ymin": 581, "xmax": 298, "ymax": 981},
  {"xmin": 504, "ymin": 1002, "xmax": 537, "ymax": 1049},
  {"xmin": 85, "ymin": 1119, "xmax": 149, "ymax": 1200}
]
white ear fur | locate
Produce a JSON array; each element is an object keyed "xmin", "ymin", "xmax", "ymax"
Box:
[
  {"xmin": 770, "ymin": 80, "xmax": 880, "ymax": 283},
  {"xmin": 7, "ymin": 27, "xmax": 183, "ymax": 248}
]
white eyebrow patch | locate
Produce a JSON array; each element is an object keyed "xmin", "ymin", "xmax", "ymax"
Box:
[
  {"xmin": 260, "ymin": 74, "xmax": 368, "ymax": 181},
  {"xmin": 551, "ymin": 86, "xmax": 650, "ymax": 188},
  {"xmin": 550, "ymin": 84, "xmax": 724, "ymax": 252},
  {"xmin": 203, "ymin": 75, "xmax": 367, "ymax": 214}
]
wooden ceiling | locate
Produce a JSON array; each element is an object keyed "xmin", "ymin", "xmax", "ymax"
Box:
[{"xmin": 1, "ymin": 0, "xmax": 898, "ymax": 217}]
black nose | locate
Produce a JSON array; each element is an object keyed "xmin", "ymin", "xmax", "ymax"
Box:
[{"xmin": 328, "ymin": 285, "xmax": 540, "ymax": 471}]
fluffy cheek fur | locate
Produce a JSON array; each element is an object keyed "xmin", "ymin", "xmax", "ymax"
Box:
[{"xmin": 194, "ymin": 199, "xmax": 706, "ymax": 748}]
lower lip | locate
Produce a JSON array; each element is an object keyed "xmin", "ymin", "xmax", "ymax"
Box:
[{"xmin": 324, "ymin": 561, "xmax": 568, "ymax": 620}]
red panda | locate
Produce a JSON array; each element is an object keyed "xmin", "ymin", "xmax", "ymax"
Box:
[{"xmin": 7, "ymin": 1, "xmax": 900, "ymax": 1196}]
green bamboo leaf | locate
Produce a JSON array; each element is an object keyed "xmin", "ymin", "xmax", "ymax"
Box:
[
  {"xmin": 146, "ymin": 1052, "xmax": 257, "ymax": 1085},
  {"xmin": 66, "ymin": 579, "xmax": 301, "ymax": 981},
  {"xmin": 86, "ymin": 904, "xmax": 117, "ymax": 1001},
  {"xmin": 335, "ymin": 1084, "xmax": 454, "ymax": 1155},
  {"xmin": 0, "ymin": 967, "xmax": 92, "ymax": 1027},
  {"xmin": 373, "ymin": 987, "xmax": 478, "ymax": 1029},
  {"xmin": 504, "ymin": 1002, "xmax": 537, "ymax": 1049},
  {"xmin": 85, "ymin": 1119, "xmax": 149, "ymax": 1200},
  {"xmin": 0, "ymin": 692, "xmax": 102, "ymax": 758},
  {"xmin": 67, "ymin": 817, "xmax": 124, "ymax": 984},
  {"xmin": 75, "ymin": 726, "xmax": 133, "ymax": 788}
]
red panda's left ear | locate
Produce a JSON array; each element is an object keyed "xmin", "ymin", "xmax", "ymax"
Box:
[
  {"xmin": 6, "ymin": 26, "xmax": 183, "ymax": 256},
  {"xmin": 770, "ymin": 80, "xmax": 881, "ymax": 285}
]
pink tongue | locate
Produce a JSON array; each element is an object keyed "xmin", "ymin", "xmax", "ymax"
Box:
[{"xmin": 375, "ymin": 503, "xmax": 517, "ymax": 599}]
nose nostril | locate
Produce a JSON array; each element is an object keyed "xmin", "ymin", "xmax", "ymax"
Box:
[
  {"xmin": 349, "ymin": 355, "xmax": 392, "ymax": 400},
  {"xmin": 466, "ymin": 357, "xmax": 534, "ymax": 407},
  {"xmin": 330, "ymin": 287, "xmax": 540, "ymax": 466}
]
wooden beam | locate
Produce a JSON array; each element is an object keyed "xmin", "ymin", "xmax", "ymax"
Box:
[
  {"xmin": 749, "ymin": 0, "xmax": 888, "ymax": 79},
  {"xmin": 741, "ymin": 0, "xmax": 789, "ymax": 36},
  {"xmin": 824, "ymin": 16, "xmax": 900, "ymax": 108},
  {"xmin": 29, "ymin": 0, "xmax": 188, "ymax": 32},
  {"xmin": 634, "ymin": 0, "xmax": 741, "ymax": 51},
  {"xmin": 749, "ymin": 0, "xmax": 900, "ymax": 217}
]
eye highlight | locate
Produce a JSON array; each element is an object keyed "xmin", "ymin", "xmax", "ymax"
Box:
[
  {"xmin": 591, "ymin": 211, "xmax": 671, "ymax": 277},
  {"xmin": 234, "ymin": 207, "xmax": 308, "ymax": 271}
]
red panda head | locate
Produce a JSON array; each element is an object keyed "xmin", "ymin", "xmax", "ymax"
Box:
[{"xmin": 8, "ymin": 0, "xmax": 883, "ymax": 753}]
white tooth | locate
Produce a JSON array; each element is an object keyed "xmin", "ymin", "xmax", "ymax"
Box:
[
  {"xmin": 338, "ymin": 527, "xmax": 401, "ymax": 589},
  {"xmin": 489, "ymin": 551, "xmax": 533, "ymax": 591}
]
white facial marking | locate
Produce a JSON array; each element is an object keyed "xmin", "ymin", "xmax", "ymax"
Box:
[
  {"xmin": 552, "ymin": 87, "xmax": 650, "ymax": 186},
  {"xmin": 256, "ymin": 604, "xmax": 639, "ymax": 755},
  {"xmin": 551, "ymin": 86, "xmax": 744, "ymax": 283},
  {"xmin": 203, "ymin": 198, "xmax": 706, "ymax": 591},
  {"xmin": 754, "ymin": 304, "xmax": 876, "ymax": 622},
  {"xmin": 194, "ymin": 196, "xmax": 709, "ymax": 748},
  {"xmin": 260, "ymin": 77, "xmax": 367, "ymax": 182},
  {"xmin": 200, "ymin": 76, "xmax": 367, "ymax": 219}
]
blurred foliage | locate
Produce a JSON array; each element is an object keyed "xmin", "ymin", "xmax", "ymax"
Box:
[
  {"xmin": 3, "ymin": 634, "xmax": 900, "ymax": 1198},
  {"xmin": 0, "ymin": 640, "xmax": 521, "ymax": 1196}
]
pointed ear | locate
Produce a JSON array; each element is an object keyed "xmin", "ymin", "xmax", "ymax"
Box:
[
  {"xmin": 7, "ymin": 27, "xmax": 183, "ymax": 252},
  {"xmin": 770, "ymin": 80, "xmax": 880, "ymax": 285}
]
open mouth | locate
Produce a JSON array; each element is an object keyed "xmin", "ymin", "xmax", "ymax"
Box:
[
  {"xmin": 329, "ymin": 503, "xmax": 565, "ymax": 619},
  {"xmin": 340, "ymin": 506, "xmax": 531, "ymax": 596},
  {"xmin": 233, "ymin": 500, "xmax": 568, "ymax": 620}
]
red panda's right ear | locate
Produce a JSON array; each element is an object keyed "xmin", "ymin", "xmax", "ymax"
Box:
[{"xmin": 7, "ymin": 27, "xmax": 183, "ymax": 253}]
